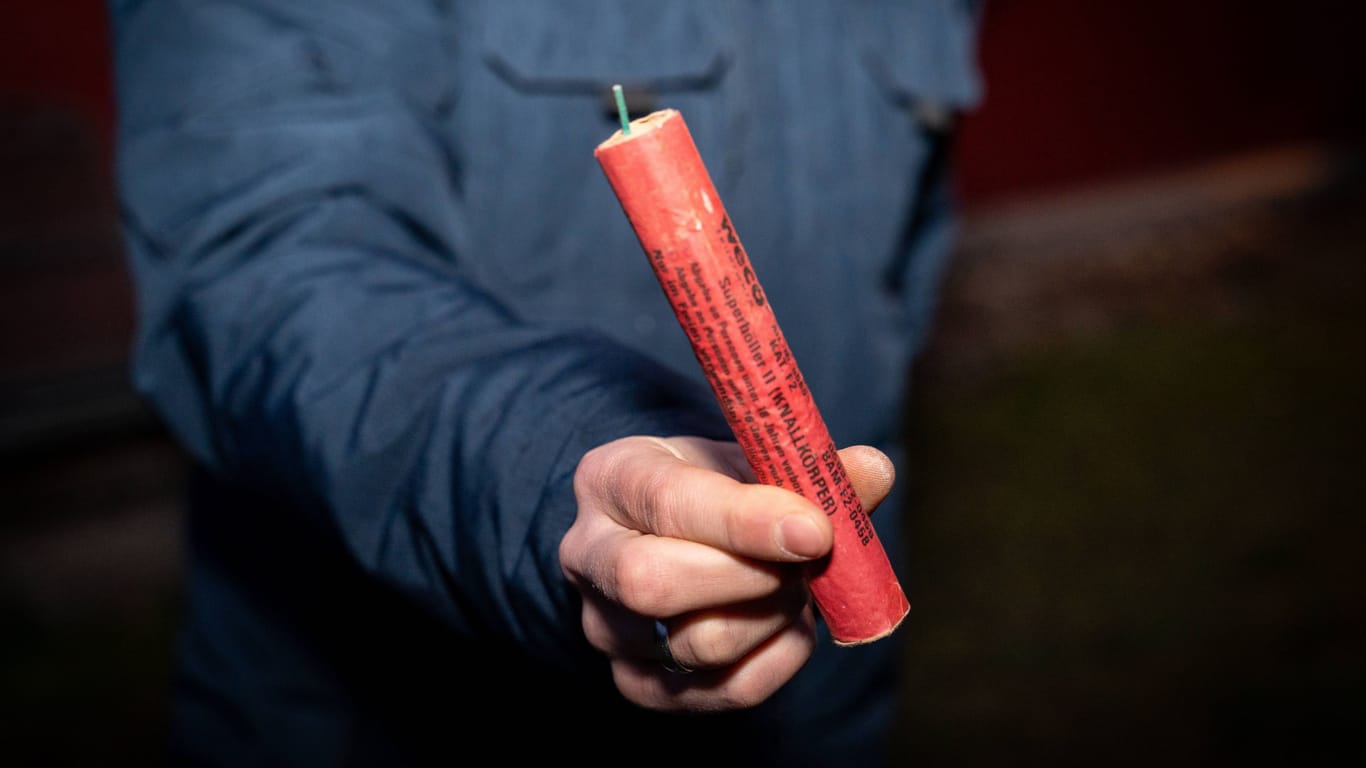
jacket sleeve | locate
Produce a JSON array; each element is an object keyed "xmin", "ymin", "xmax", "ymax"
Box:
[{"xmin": 110, "ymin": 1, "xmax": 729, "ymax": 669}]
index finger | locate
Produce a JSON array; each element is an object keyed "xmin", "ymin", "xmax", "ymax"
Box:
[{"xmin": 575, "ymin": 437, "xmax": 833, "ymax": 562}]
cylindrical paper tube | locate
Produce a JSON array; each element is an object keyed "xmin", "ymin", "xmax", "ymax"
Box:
[{"xmin": 594, "ymin": 108, "xmax": 909, "ymax": 644}]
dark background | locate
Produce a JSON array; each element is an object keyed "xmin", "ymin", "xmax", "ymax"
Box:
[{"xmin": 3, "ymin": 1, "xmax": 1364, "ymax": 765}]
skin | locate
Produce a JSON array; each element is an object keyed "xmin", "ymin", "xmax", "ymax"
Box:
[{"xmin": 561, "ymin": 435, "xmax": 896, "ymax": 712}]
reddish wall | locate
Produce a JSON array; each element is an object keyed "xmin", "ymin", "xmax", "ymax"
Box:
[
  {"xmin": 2, "ymin": 2, "xmax": 115, "ymax": 144},
  {"xmin": 954, "ymin": 0, "xmax": 1366, "ymax": 206}
]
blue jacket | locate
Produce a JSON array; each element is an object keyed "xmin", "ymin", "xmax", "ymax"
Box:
[{"xmin": 111, "ymin": 2, "xmax": 979, "ymax": 765}]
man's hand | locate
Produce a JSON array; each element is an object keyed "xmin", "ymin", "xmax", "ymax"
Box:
[{"xmin": 560, "ymin": 435, "xmax": 895, "ymax": 712}]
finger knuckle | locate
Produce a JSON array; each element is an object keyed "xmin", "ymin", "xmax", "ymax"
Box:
[
  {"xmin": 634, "ymin": 462, "xmax": 682, "ymax": 534},
  {"xmin": 557, "ymin": 524, "xmax": 586, "ymax": 573},
  {"xmin": 612, "ymin": 541, "xmax": 672, "ymax": 613},
  {"xmin": 573, "ymin": 442, "xmax": 620, "ymax": 502},
  {"xmin": 684, "ymin": 620, "xmax": 742, "ymax": 668},
  {"xmin": 718, "ymin": 682, "xmax": 770, "ymax": 710},
  {"xmin": 578, "ymin": 610, "xmax": 614, "ymax": 653}
]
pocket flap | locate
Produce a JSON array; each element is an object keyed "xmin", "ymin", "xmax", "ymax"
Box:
[
  {"xmin": 480, "ymin": 2, "xmax": 732, "ymax": 95},
  {"xmin": 859, "ymin": 0, "xmax": 983, "ymax": 115}
]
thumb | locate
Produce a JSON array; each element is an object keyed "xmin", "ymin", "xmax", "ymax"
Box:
[{"xmin": 837, "ymin": 445, "xmax": 896, "ymax": 516}]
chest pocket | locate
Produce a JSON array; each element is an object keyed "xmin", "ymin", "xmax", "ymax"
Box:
[
  {"xmin": 856, "ymin": 0, "xmax": 983, "ymax": 132},
  {"xmin": 453, "ymin": 1, "xmax": 735, "ymax": 308},
  {"xmin": 481, "ymin": 3, "xmax": 731, "ymax": 120}
]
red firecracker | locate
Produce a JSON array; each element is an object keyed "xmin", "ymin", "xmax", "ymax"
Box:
[{"xmin": 595, "ymin": 108, "xmax": 909, "ymax": 645}]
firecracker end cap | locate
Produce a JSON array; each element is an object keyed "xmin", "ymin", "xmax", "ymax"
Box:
[
  {"xmin": 830, "ymin": 602, "xmax": 911, "ymax": 646},
  {"xmin": 596, "ymin": 108, "xmax": 679, "ymax": 151}
]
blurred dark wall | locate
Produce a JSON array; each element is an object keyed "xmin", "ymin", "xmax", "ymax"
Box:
[
  {"xmin": 7, "ymin": 2, "xmax": 1366, "ymax": 210},
  {"xmin": 2, "ymin": 2, "xmax": 1363, "ymax": 766},
  {"xmin": 5, "ymin": 2, "xmax": 1361, "ymax": 390},
  {"xmin": 956, "ymin": 0, "xmax": 1366, "ymax": 205},
  {"xmin": 2, "ymin": 3, "xmax": 114, "ymax": 137},
  {"xmin": 2, "ymin": 2, "xmax": 123, "ymax": 376},
  {"xmin": 2, "ymin": 2, "xmax": 139, "ymax": 455},
  {"xmin": 3, "ymin": 1, "xmax": 1362, "ymax": 377}
]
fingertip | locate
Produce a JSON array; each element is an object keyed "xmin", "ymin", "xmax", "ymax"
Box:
[
  {"xmin": 842, "ymin": 444, "xmax": 894, "ymax": 486},
  {"xmin": 840, "ymin": 445, "xmax": 895, "ymax": 510}
]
